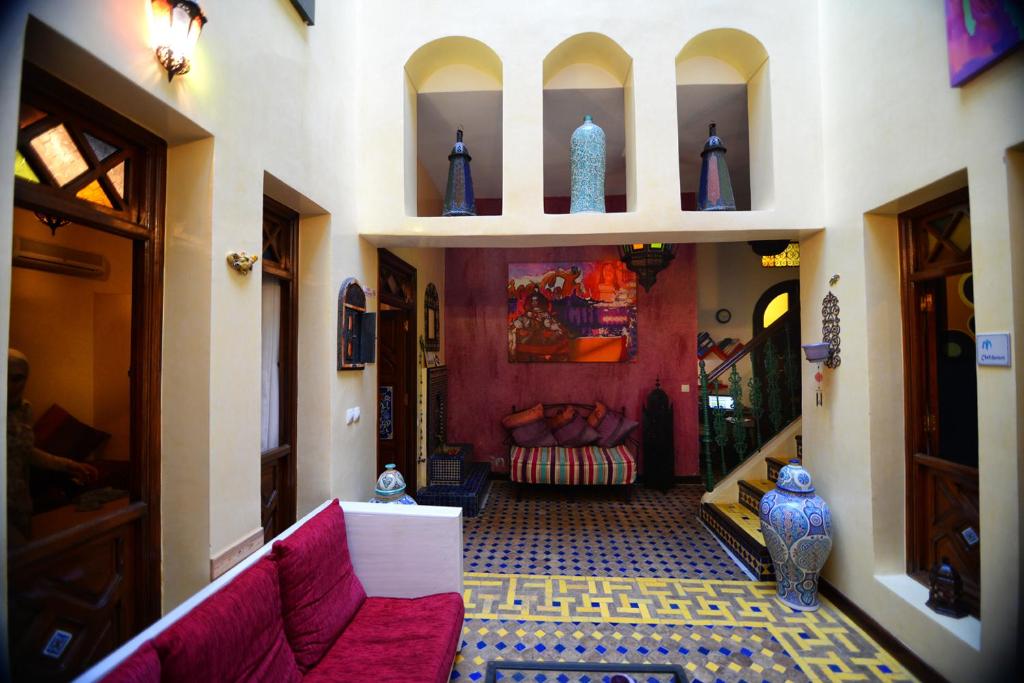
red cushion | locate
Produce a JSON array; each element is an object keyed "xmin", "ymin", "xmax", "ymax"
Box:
[
  {"xmin": 271, "ymin": 501, "xmax": 366, "ymax": 672},
  {"xmin": 501, "ymin": 403, "xmax": 543, "ymax": 429},
  {"xmin": 100, "ymin": 641, "xmax": 160, "ymax": 682},
  {"xmin": 304, "ymin": 593, "xmax": 465, "ymax": 683},
  {"xmin": 153, "ymin": 558, "xmax": 301, "ymax": 683}
]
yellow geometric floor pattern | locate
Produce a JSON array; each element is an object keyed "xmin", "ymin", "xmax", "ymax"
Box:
[{"xmin": 458, "ymin": 572, "xmax": 917, "ymax": 683}]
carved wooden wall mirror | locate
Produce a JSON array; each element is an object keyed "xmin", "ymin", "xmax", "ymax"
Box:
[{"xmin": 424, "ymin": 282, "xmax": 440, "ymax": 352}]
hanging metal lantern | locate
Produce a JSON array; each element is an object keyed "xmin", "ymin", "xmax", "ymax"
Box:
[
  {"xmin": 442, "ymin": 129, "xmax": 476, "ymax": 217},
  {"xmin": 697, "ymin": 122, "xmax": 736, "ymax": 211},
  {"xmin": 618, "ymin": 243, "xmax": 677, "ymax": 292}
]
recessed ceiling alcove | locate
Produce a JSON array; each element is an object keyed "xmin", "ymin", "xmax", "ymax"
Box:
[
  {"xmin": 405, "ymin": 37, "xmax": 502, "ymax": 217},
  {"xmin": 676, "ymin": 29, "xmax": 772, "ymax": 212},
  {"xmin": 543, "ymin": 33, "xmax": 635, "ymax": 214}
]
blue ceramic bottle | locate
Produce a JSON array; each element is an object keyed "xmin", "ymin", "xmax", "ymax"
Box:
[
  {"xmin": 569, "ymin": 115, "xmax": 606, "ymax": 213},
  {"xmin": 759, "ymin": 460, "xmax": 832, "ymax": 610}
]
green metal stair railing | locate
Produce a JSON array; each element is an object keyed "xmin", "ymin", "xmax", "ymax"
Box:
[{"xmin": 699, "ymin": 313, "xmax": 801, "ymax": 491}]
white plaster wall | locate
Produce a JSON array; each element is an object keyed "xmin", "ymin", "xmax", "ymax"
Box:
[
  {"xmin": 810, "ymin": 2, "xmax": 1024, "ymax": 679},
  {"xmin": 357, "ymin": 0, "xmax": 825, "ymax": 245},
  {"xmin": 0, "ymin": 0, "xmax": 366, "ymax": 610}
]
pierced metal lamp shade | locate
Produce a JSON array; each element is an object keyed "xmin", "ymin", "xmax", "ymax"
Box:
[
  {"xmin": 570, "ymin": 115, "xmax": 606, "ymax": 214},
  {"xmin": 443, "ymin": 129, "xmax": 476, "ymax": 216},
  {"xmin": 618, "ymin": 243, "xmax": 677, "ymax": 292},
  {"xmin": 697, "ymin": 123, "xmax": 736, "ymax": 211}
]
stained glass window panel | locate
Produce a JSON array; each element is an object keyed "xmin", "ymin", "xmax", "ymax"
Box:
[
  {"xmin": 19, "ymin": 104, "xmax": 47, "ymax": 129},
  {"xmin": 76, "ymin": 179, "xmax": 113, "ymax": 208},
  {"xmin": 83, "ymin": 132, "xmax": 118, "ymax": 162},
  {"xmin": 761, "ymin": 242, "xmax": 800, "ymax": 267},
  {"xmin": 108, "ymin": 161, "xmax": 126, "ymax": 199},
  {"xmin": 29, "ymin": 124, "xmax": 88, "ymax": 186},
  {"xmin": 14, "ymin": 150, "xmax": 40, "ymax": 183}
]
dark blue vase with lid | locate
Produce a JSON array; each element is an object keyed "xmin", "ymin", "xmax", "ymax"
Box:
[
  {"xmin": 443, "ymin": 128, "xmax": 476, "ymax": 216},
  {"xmin": 697, "ymin": 122, "xmax": 736, "ymax": 211}
]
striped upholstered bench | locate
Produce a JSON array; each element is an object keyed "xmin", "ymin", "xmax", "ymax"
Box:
[{"xmin": 504, "ymin": 403, "xmax": 638, "ymax": 501}]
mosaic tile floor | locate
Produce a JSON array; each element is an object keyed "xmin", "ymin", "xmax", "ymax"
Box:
[
  {"xmin": 451, "ymin": 574, "xmax": 916, "ymax": 683},
  {"xmin": 454, "ymin": 481, "xmax": 917, "ymax": 683},
  {"xmin": 463, "ymin": 482, "xmax": 744, "ymax": 580}
]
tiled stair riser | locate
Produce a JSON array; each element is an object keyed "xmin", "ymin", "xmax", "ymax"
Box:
[{"xmin": 700, "ymin": 502, "xmax": 774, "ymax": 581}]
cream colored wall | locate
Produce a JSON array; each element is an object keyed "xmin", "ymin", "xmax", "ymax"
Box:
[
  {"xmin": 0, "ymin": 0, "xmax": 366, "ymax": 611},
  {"xmin": 808, "ymin": 2, "xmax": 1024, "ymax": 679},
  {"xmin": 361, "ymin": 0, "xmax": 824, "ymax": 246},
  {"xmin": 0, "ymin": 3, "xmax": 1021, "ymax": 680}
]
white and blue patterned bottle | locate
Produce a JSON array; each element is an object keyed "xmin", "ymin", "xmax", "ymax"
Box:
[
  {"xmin": 759, "ymin": 460, "xmax": 832, "ymax": 610},
  {"xmin": 569, "ymin": 114, "xmax": 606, "ymax": 214}
]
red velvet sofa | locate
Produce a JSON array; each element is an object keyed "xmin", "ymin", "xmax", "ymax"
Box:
[{"xmin": 76, "ymin": 500, "xmax": 465, "ymax": 683}]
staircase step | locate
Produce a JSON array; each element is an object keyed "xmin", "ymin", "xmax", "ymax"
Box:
[
  {"xmin": 738, "ymin": 479, "xmax": 774, "ymax": 514},
  {"xmin": 699, "ymin": 502, "xmax": 774, "ymax": 581},
  {"xmin": 766, "ymin": 456, "xmax": 798, "ymax": 483}
]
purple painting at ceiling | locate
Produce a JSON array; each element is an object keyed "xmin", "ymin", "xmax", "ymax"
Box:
[{"xmin": 945, "ymin": 0, "xmax": 1024, "ymax": 86}]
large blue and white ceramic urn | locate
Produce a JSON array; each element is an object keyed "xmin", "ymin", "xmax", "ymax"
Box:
[
  {"xmin": 759, "ymin": 460, "xmax": 832, "ymax": 611},
  {"xmin": 569, "ymin": 114, "xmax": 606, "ymax": 214}
]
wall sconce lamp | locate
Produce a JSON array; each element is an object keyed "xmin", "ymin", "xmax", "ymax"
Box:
[{"xmin": 151, "ymin": 0, "xmax": 207, "ymax": 82}]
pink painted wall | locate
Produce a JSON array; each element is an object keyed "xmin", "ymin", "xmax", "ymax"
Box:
[{"xmin": 445, "ymin": 244, "xmax": 699, "ymax": 476}]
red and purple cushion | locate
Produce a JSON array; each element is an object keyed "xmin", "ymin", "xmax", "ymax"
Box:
[
  {"xmin": 99, "ymin": 642, "xmax": 160, "ymax": 683},
  {"xmin": 501, "ymin": 403, "xmax": 544, "ymax": 429},
  {"xmin": 553, "ymin": 414, "xmax": 599, "ymax": 447},
  {"xmin": 304, "ymin": 592, "xmax": 465, "ymax": 683},
  {"xmin": 152, "ymin": 558, "xmax": 301, "ymax": 682},
  {"xmin": 512, "ymin": 419, "xmax": 558, "ymax": 447},
  {"xmin": 272, "ymin": 501, "xmax": 367, "ymax": 672},
  {"xmin": 546, "ymin": 405, "xmax": 575, "ymax": 430},
  {"xmin": 586, "ymin": 401, "xmax": 608, "ymax": 429}
]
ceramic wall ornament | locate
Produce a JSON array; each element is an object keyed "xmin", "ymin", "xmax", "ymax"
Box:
[
  {"xmin": 569, "ymin": 115, "xmax": 606, "ymax": 214},
  {"xmin": 369, "ymin": 463, "xmax": 417, "ymax": 505},
  {"xmin": 759, "ymin": 460, "xmax": 832, "ymax": 611},
  {"xmin": 443, "ymin": 129, "xmax": 476, "ymax": 216},
  {"xmin": 697, "ymin": 122, "xmax": 736, "ymax": 211}
]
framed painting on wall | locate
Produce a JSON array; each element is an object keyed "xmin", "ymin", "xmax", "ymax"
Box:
[
  {"xmin": 507, "ymin": 260, "xmax": 637, "ymax": 363},
  {"xmin": 945, "ymin": 0, "xmax": 1023, "ymax": 86}
]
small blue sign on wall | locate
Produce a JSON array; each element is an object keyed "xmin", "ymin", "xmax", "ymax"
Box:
[{"xmin": 976, "ymin": 333, "xmax": 1011, "ymax": 367}]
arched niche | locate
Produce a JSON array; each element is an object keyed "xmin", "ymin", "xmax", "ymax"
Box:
[
  {"xmin": 676, "ymin": 29, "xmax": 773, "ymax": 212},
  {"xmin": 404, "ymin": 37, "xmax": 503, "ymax": 217},
  {"xmin": 542, "ymin": 33, "xmax": 635, "ymax": 214}
]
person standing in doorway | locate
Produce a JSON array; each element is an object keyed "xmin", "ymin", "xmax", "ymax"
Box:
[{"xmin": 7, "ymin": 349, "xmax": 97, "ymax": 546}]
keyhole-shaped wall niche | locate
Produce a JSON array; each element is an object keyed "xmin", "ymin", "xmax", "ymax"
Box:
[
  {"xmin": 543, "ymin": 33, "xmax": 635, "ymax": 214},
  {"xmin": 405, "ymin": 37, "xmax": 503, "ymax": 217},
  {"xmin": 676, "ymin": 29, "xmax": 773, "ymax": 212}
]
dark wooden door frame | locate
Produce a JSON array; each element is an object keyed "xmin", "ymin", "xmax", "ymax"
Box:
[
  {"xmin": 377, "ymin": 249, "xmax": 418, "ymax": 494},
  {"xmin": 260, "ymin": 196, "xmax": 299, "ymax": 541},
  {"xmin": 898, "ymin": 187, "xmax": 978, "ymax": 614},
  {"xmin": 10, "ymin": 64, "xmax": 166, "ymax": 664}
]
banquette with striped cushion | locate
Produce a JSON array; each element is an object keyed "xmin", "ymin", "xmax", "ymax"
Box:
[{"xmin": 504, "ymin": 403, "xmax": 638, "ymax": 494}]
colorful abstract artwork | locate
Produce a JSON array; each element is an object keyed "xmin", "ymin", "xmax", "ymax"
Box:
[
  {"xmin": 507, "ymin": 261, "xmax": 637, "ymax": 363},
  {"xmin": 945, "ymin": 0, "xmax": 1024, "ymax": 86}
]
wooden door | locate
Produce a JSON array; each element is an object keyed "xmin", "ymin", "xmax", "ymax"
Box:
[
  {"xmin": 899, "ymin": 188, "xmax": 980, "ymax": 615},
  {"xmin": 377, "ymin": 309, "xmax": 409, "ymax": 478},
  {"xmin": 376, "ymin": 250, "xmax": 417, "ymax": 494},
  {"xmin": 9, "ymin": 65, "xmax": 165, "ymax": 680},
  {"xmin": 260, "ymin": 197, "xmax": 298, "ymax": 542}
]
